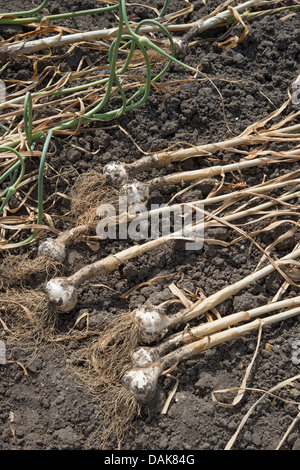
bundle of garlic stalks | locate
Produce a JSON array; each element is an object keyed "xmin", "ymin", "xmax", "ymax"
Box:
[
  {"xmin": 2, "ymin": 78, "xmax": 298, "ymax": 309},
  {"xmin": 35, "ymin": 90, "xmax": 300, "ymax": 266}
]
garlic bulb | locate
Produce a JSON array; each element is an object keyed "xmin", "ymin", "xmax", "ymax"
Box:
[
  {"xmin": 173, "ymin": 37, "xmax": 189, "ymax": 59},
  {"xmin": 38, "ymin": 238, "xmax": 67, "ymax": 262},
  {"xmin": 103, "ymin": 162, "xmax": 129, "ymax": 187},
  {"xmin": 44, "ymin": 277, "xmax": 77, "ymax": 313},
  {"xmin": 122, "ymin": 364, "xmax": 161, "ymax": 404},
  {"xmin": 135, "ymin": 306, "xmax": 171, "ymax": 344}
]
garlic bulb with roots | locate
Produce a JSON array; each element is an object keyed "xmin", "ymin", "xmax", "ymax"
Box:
[
  {"xmin": 122, "ymin": 364, "xmax": 161, "ymax": 405},
  {"xmin": 122, "ymin": 335, "xmax": 188, "ymax": 404},
  {"xmin": 38, "ymin": 226, "xmax": 89, "ymax": 263},
  {"xmin": 44, "ymin": 277, "xmax": 77, "ymax": 313},
  {"xmin": 38, "ymin": 238, "xmax": 67, "ymax": 263},
  {"xmin": 135, "ymin": 306, "xmax": 181, "ymax": 344}
]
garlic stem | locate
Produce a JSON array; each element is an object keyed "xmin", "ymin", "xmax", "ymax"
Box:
[
  {"xmin": 148, "ymin": 151, "xmax": 300, "ymax": 193},
  {"xmin": 181, "ymin": 247, "xmax": 300, "ymax": 324}
]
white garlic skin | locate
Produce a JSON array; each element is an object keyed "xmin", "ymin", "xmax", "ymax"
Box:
[
  {"xmin": 135, "ymin": 306, "xmax": 170, "ymax": 344},
  {"xmin": 103, "ymin": 162, "xmax": 129, "ymax": 187},
  {"xmin": 45, "ymin": 277, "xmax": 77, "ymax": 313},
  {"xmin": 173, "ymin": 37, "xmax": 189, "ymax": 59},
  {"xmin": 131, "ymin": 346, "xmax": 160, "ymax": 367},
  {"xmin": 38, "ymin": 238, "xmax": 66, "ymax": 263},
  {"xmin": 122, "ymin": 365, "xmax": 161, "ymax": 404}
]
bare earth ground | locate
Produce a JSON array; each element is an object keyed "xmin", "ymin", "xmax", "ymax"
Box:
[{"xmin": 0, "ymin": 0, "xmax": 300, "ymax": 453}]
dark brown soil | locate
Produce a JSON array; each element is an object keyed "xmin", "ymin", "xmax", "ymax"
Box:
[{"xmin": 0, "ymin": 0, "xmax": 300, "ymax": 453}]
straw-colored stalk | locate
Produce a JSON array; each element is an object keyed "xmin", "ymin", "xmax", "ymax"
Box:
[
  {"xmin": 39, "ymin": 173, "xmax": 300, "ymax": 269},
  {"xmin": 123, "ymin": 149, "xmax": 300, "ymax": 206},
  {"xmin": 276, "ymin": 407, "xmax": 300, "ymax": 450},
  {"xmin": 103, "ymin": 129, "xmax": 300, "ymax": 188},
  {"xmin": 43, "ymin": 192, "xmax": 300, "ymax": 317},
  {"xmin": 184, "ymin": 0, "xmax": 281, "ymax": 42},
  {"xmin": 0, "ymin": 0, "xmax": 274, "ymax": 58},
  {"xmin": 224, "ymin": 375, "xmax": 300, "ymax": 450}
]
